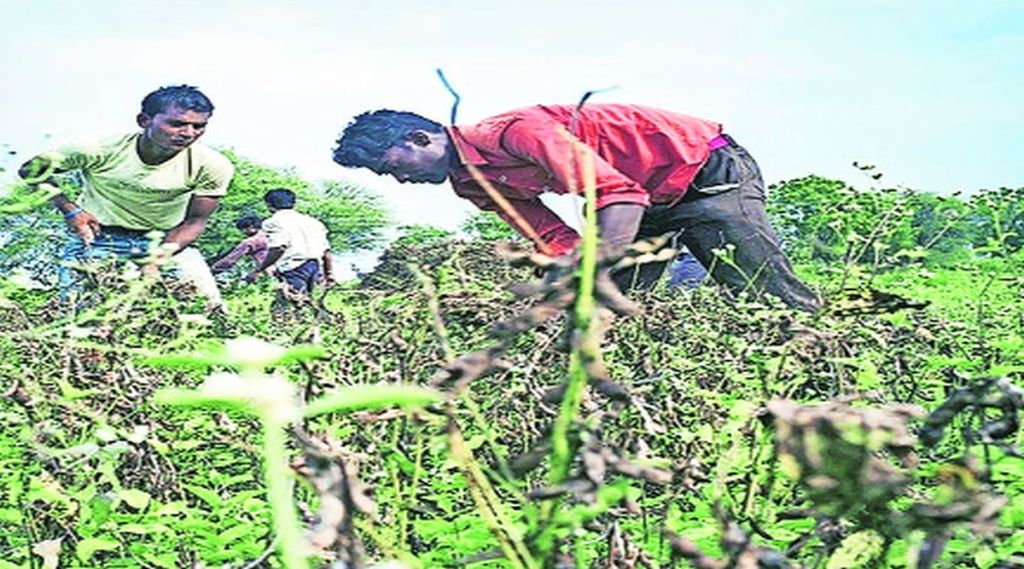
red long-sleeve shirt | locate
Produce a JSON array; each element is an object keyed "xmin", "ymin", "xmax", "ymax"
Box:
[
  {"xmin": 447, "ymin": 104, "xmax": 722, "ymax": 255},
  {"xmin": 210, "ymin": 231, "xmax": 269, "ymax": 272}
]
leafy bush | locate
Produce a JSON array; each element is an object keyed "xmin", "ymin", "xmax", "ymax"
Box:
[
  {"xmin": 767, "ymin": 175, "xmax": 1014, "ymax": 266},
  {"xmin": 460, "ymin": 211, "xmax": 522, "ymax": 242}
]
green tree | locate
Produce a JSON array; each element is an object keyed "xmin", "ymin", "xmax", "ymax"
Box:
[
  {"xmin": 392, "ymin": 224, "xmax": 455, "ymax": 248},
  {"xmin": 768, "ymin": 175, "xmax": 974, "ymax": 266},
  {"xmin": 964, "ymin": 186, "xmax": 1024, "ymax": 257}
]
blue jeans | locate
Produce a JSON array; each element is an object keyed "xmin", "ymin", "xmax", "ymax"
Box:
[
  {"xmin": 272, "ymin": 259, "xmax": 320, "ymax": 311},
  {"xmin": 667, "ymin": 251, "xmax": 708, "ymax": 289},
  {"xmin": 59, "ymin": 227, "xmax": 153, "ymax": 298},
  {"xmin": 277, "ymin": 259, "xmax": 320, "ymax": 294},
  {"xmin": 59, "ymin": 228, "xmax": 223, "ymax": 306}
]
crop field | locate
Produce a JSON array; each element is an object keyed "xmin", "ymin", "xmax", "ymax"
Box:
[{"xmin": 0, "ymin": 157, "xmax": 1022, "ymax": 568}]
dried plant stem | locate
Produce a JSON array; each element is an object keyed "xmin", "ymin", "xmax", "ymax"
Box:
[
  {"xmin": 263, "ymin": 417, "xmax": 310, "ymax": 569},
  {"xmin": 409, "ymin": 263, "xmax": 454, "ymax": 361},
  {"xmin": 446, "ymin": 417, "xmax": 538, "ymax": 568}
]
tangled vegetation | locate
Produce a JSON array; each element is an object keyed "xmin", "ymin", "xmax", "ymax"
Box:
[{"xmin": 0, "ymin": 154, "xmax": 1022, "ymax": 567}]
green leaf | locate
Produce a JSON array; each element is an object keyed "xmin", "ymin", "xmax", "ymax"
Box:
[
  {"xmin": 826, "ymin": 530, "xmax": 884, "ymax": 569},
  {"xmin": 854, "ymin": 360, "xmax": 881, "ymax": 390},
  {"xmin": 142, "ymin": 338, "xmax": 325, "ymax": 371},
  {"xmin": 118, "ymin": 522, "xmax": 171, "ymax": 535},
  {"xmin": 183, "ymin": 485, "xmax": 222, "ymax": 509},
  {"xmin": 986, "ymin": 364, "xmax": 1024, "ymax": 376},
  {"xmin": 304, "ymin": 384, "xmax": 442, "ymax": 418},
  {"xmin": 974, "ymin": 547, "xmax": 999, "ymax": 569},
  {"xmin": 27, "ymin": 477, "xmax": 73, "ymax": 510},
  {"xmin": 142, "ymin": 552, "xmax": 179, "ymax": 569},
  {"xmin": 117, "ymin": 489, "xmax": 151, "ymax": 511},
  {"xmin": 58, "ymin": 379, "xmax": 96, "ymax": 401},
  {"xmin": 75, "ymin": 536, "xmax": 120, "ymax": 562},
  {"xmin": 155, "ymin": 500, "xmax": 188, "ymax": 517},
  {"xmin": 218, "ymin": 524, "xmax": 253, "ymax": 545}
]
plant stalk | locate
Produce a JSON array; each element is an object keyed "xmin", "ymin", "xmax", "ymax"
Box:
[{"xmin": 263, "ymin": 418, "xmax": 310, "ymax": 569}]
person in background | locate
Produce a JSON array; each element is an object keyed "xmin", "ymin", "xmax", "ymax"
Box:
[
  {"xmin": 332, "ymin": 104, "xmax": 818, "ymax": 311},
  {"xmin": 210, "ymin": 214, "xmax": 271, "ymax": 278},
  {"xmin": 17, "ymin": 84, "xmax": 231, "ymax": 307},
  {"xmin": 245, "ymin": 189, "xmax": 335, "ymax": 303}
]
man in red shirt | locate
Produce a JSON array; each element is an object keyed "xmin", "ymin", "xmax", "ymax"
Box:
[
  {"xmin": 332, "ymin": 104, "xmax": 818, "ymax": 311},
  {"xmin": 210, "ymin": 214, "xmax": 270, "ymax": 277}
]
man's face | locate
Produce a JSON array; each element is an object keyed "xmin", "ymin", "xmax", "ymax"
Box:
[
  {"xmin": 243, "ymin": 226, "xmax": 260, "ymax": 237},
  {"xmin": 378, "ymin": 130, "xmax": 450, "ymax": 184},
  {"xmin": 138, "ymin": 105, "xmax": 210, "ymax": 153}
]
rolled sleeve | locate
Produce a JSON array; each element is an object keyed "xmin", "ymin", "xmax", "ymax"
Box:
[
  {"xmin": 211, "ymin": 241, "xmax": 251, "ymax": 271},
  {"xmin": 456, "ymin": 182, "xmax": 580, "ymax": 255}
]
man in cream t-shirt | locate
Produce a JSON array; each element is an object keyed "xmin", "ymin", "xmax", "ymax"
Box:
[
  {"xmin": 18, "ymin": 84, "xmax": 232, "ymax": 305},
  {"xmin": 245, "ymin": 188, "xmax": 334, "ymax": 304}
]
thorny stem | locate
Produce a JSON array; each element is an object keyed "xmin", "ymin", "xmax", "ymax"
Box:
[
  {"xmin": 549, "ymin": 140, "xmax": 599, "ymax": 485},
  {"xmin": 538, "ymin": 139, "xmax": 600, "ymax": 566},
  {"xmin": 462, "ymin": 393, "xmax": 518, "ymax": 485}
]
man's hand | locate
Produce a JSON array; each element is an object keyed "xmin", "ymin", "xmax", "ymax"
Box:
[
  {"xmin": 323, "ymin": 272, "xmax": 337, "ymax": 288},
  {"xmin": 141, "ymin": 262, "xmax": 161, "ymax": 279},
  {"xmin": 67, "ymin": 210, "xmax": 101, "ymax": 246},
  {"xmin": 141, "ymin": 242, "xmax": 180, "ymax": 280}
]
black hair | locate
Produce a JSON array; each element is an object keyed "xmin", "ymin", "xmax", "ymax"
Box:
[
  {"xmin": 140, "ymin": 85, "xmax": 214, "ymax": 116},
  {"xmin": 264, "ymin": 188, "xmax": 296, "ymax": 210},
  {"xmin": 332, "ymin": 109, "xmax": 443, "ymax": 173},
  {"xmin": 235, "ymin": 214, "xmax": 263, "ymax": 231}
]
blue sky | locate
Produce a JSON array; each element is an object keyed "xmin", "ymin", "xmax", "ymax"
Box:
[{"xmin": 2, "ymin": 0, "xmax": 1022, "ymax": 231}]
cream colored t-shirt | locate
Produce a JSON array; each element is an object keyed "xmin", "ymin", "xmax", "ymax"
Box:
[
  {"xmin": 262, "ymin": 209, "xmax": 330, "ymax": 272},
  {"xmin": 48, "ymin": 133, "xmax": 233, "ymax": 230}
]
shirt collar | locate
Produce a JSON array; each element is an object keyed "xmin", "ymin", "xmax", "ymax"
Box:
[{"xmin": 446, "ymin": 126, "xmax": 487, "ymax": 167}]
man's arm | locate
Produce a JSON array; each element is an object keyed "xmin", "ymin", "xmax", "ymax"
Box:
[
  {"xmin": 454, "ymin": 185, "xmax": 581, "ymax": 256},
  {"xmin": 245, "ymin": 246, "xmax": 284, "ymax": 283},
  {"xmin": 210, "ymin": 240, "xmax": 253, "ymax": 273},
  {"xmin": 493, "ymin": 118, "xmax": 651, "ymax": 254},
  {"xmin": 162, "ymin": 195, "xmax": 220, "ymax": 253},
  {"xmin": 321, "ymin": 248, "xmax": 335, "ymax": 285},
  {"xmin": 596, "ymin": 203, "xmax": 645, "ymax": 256},
  {"xmin": 19, "ymin": 155, "xmax": 101, "ymax": 244}
]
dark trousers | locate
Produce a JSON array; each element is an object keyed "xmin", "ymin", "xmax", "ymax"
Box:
[
  {"xmin": 613, "ymin": 137, "xmax": 820, "ymax": 312},
  {"xmin": 278, "ymin": 259, "xmax": 320, "ymax": 294},
  {"xmin": 273, "ymin": 259, "xmax": 320, "ymax": 311}
]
